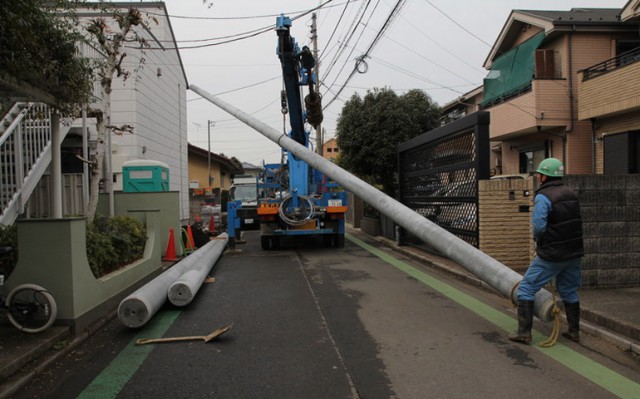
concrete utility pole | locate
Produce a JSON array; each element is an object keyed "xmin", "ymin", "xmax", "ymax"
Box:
[
  {"xmin": 118, "ymin": 233, "xmax": 229, "ymax": 327},
  {"xmin": 208, "ymin": 120, "xmax": 215, "ymax": 186},
  {"xmin": 189, "ymin": 84, "xmax": 557, "ymax": 323},
  {"xmin": 311, "ymin": 13, "xmax": 322, "ymax": 156}
]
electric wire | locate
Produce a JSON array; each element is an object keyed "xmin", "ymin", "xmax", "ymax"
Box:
[
  {"xmin": 127, "ymin": 0, "xmax": 337, "ymax": 50},
  {"xmin": 187, "ymin": 75, "xmax": 281, "ymax": 101},
  {"xmin": 318, "ymin": 0, "xmax": 352, "ymax": 60},
  {"xmin": 323, "ymin": 0, "xmax": 406, "ymax": 110},
  {"xmin": 398, "ymin": 11, "xmax": 485, "ymax": 76},
  {"xmin": 147, "ymin": 0, "xmax": 355, "ymax": 21},
  {"xmin": 421, "ymin": 0, "xmax": 572, "ymax": 119},
  {"xmin": 359, "ymin": 22, "xmax": 478, "ymax": 85},
  {"xmin": 321, "ymin": 0, "xmax": 373, "ymax": 82},
  {"xmin": 323, "ymin": 0, "xmax": 381, "ymax": 94}
]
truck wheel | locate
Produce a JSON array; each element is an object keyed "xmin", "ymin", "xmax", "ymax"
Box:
[
  {"xmin": 261, "ymin": 236, "xmax": 271, "ymax": 250},
  {"xmin": 334, "ymin": 234, "xmax": 345, "ymax": 248}
]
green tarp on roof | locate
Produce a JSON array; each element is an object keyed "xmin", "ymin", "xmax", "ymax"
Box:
[{"xmin": 482, "ymin": 32, "xmax": 545, "ymax": 106}]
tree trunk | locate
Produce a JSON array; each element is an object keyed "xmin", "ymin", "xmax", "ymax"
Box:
[
  {"xmin": 83, "ymin": 8, "xmax": 143, "ymax": 221},
  {"xmin": 86, "ymin": 110, "xmax": 106, "ymax": 221}
]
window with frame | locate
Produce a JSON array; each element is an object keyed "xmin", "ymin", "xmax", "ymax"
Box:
[{"xmin": 518, "ymin": 142, "xmax": 549, "ymax": 174}]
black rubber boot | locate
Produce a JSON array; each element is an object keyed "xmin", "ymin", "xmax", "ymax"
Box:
[
  {"xmin": 508, "ymin": 300, "xmax": 534, "ymax": 344},
  {"xmin": 562, "ymin": 301, "xmax": 580, "ymax": 342}
]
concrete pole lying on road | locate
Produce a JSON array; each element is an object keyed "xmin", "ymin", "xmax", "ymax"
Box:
[
  {"xmin": 119, "ymin": 233, "xmax": 228, "ymax": 328},
  {"xmin": 168, "ymin": 233, "xmax": 228, "ymax": 307},
  {"xmin": 189, "ymin": 84, "xmax": 555, "ymax": 322}
]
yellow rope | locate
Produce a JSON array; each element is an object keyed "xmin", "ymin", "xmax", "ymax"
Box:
[
  {"xmin": 539, "ymin": 285, "xmax": 561, "ymax": 348},
  {"xmin": 509, "ymin": 281, "xmax": 520, "ymax": 306}
]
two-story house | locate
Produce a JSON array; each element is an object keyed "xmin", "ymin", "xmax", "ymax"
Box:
[
  {"xmin": 322, "ymin": 138, "xmax": 340, "ymax": 162},
  {"xmin": 577, "ymin": 0, "xmax": 640, "ymax": 174},
  {"xmin": 481, "ymin": 7, "xmax": 640, "ymax": 175}
]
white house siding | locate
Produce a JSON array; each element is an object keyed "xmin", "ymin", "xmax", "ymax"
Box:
[{"xmin": 80, "ymin": 3, "xmax": 190, "ymax": 221}]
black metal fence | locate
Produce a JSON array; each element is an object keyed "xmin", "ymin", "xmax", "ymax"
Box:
[{"xmin": 397, "ymin": 112, "xmax": 490, "ymax": 252}]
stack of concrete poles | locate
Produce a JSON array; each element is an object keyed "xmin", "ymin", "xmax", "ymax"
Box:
[
  {"xmin": 189, "ymin": 84, "xmax": 556, "ymax": 323},
  {"xmin": 168, "ymin": 235, "xmax": 228, "ymax": 306},
  {"xmin": 118, "ymin": 233, "xmax": 229, "ymax": 328}
]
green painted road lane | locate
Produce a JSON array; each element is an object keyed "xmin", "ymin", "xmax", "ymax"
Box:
[
  {"xmin": 346, "ymin": 233, "xmax": 640, "ymax": 399},
  {"xmin": 76, "ymin": 309, "xmax": 181, "ymax": 399}
]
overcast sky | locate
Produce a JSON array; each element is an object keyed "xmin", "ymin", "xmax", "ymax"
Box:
[{"xmin": 157, "ymin": 0, "xmax": 627, "ymax": 165}]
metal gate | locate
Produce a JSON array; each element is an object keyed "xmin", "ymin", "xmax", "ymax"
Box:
[{"xmin": 397, "ymin": 112, "xmax": 490, "ymax": 251}]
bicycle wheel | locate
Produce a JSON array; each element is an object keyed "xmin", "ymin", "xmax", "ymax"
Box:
[{"xmin": 5, "ymin": 283, "xmax": 57, "ymax": 333}]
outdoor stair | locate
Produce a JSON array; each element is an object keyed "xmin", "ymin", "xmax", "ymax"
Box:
[{"xmin": 0, "ymin": 102, "xmax": 71, "ymax": 225}]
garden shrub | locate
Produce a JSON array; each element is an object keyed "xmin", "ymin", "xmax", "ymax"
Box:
[
  {"xmin": 0, "ymin": 224, "xmax": 18, "ymax": 278},
  {"xmin": 86, "ymin": 215, "xmax": 147, "ymax": 277}
]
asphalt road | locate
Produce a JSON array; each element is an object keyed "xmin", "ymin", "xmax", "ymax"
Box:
[{"xmin": 13, "ymin": 230, "xmax": 640, "ymax": 399}]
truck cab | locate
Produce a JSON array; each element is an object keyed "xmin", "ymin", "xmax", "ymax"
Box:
[{"xmin": 229, "ymin": 175, "xmax": 261, "ymax": 230}]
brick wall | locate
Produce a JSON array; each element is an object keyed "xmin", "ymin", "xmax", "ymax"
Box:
[{"xmin": 478, "ymin": 178, "xmax": 535, "ymax": 271}]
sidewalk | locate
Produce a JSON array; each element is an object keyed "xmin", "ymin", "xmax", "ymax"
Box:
[
  {"xmin": 1, "ymin": 231, "xmax": 639, "ymax": 398},
  {"xmin": 362, "ymin": 230, "xmax": 640, "ymax": 354},
  {"xmin": 0, "ymin": 310, "xmax": 113, "ymax": 399}
]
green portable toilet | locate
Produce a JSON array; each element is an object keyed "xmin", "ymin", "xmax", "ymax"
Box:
[{"xmin": 122, "ymin": 160, "xmax": 170, "ymax": 192}]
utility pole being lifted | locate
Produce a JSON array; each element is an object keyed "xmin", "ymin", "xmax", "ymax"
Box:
[{"xmin": 311, "ymin": 12, "xmax": 322, "ymax": 156}]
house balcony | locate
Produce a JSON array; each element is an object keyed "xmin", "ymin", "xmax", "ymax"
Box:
[
  {"xmin": 484, "ymin": 79, "xmax": 571, "ymax": 141},
  {"xmin": 578, "ymin": 48, "xmax": 640, "ymax": 120}
]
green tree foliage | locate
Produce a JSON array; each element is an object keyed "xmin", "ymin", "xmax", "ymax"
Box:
[
  {"xmin": 336, "ymin": 88, "xmax": 441, "ymax": 195},
  {"xmin": 0, "ymin": 0, "xmax": 93, "ymax": 113}
]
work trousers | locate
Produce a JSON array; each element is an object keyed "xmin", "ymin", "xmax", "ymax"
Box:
[{"xmin": 517, "ymin": 256, "xmax": 582, "ymax": 303}]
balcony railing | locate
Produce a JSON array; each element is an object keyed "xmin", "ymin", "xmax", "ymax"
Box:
[{"xmin": 582, "ymin": 46, "xmax": 640, "ymax": 81}]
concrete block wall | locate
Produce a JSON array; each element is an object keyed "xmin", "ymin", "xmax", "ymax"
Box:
[
  {"xmin": 566, "ymin": 175, "xmax": 640, "ymax": 288},
  {"xmin": 478, "ymin": 178, "xmax": 535, "ymax": 272},
  {"xmin": 346, "ymin": 192, "xmax": 364, "ymax": 229}
]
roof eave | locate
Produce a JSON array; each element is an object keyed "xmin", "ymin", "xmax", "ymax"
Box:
[
  {"xmin": 483, "ymin": 9, "xmax": 635, "ymax": 69},
  {"xmin": 483, "ymin": 11, "xmax": 554, "ymax": 69}
]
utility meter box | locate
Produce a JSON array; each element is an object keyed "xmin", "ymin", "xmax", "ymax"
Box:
[{"xmin": 122, "ymin": 160, "xmax": 170, "ymax": 192}]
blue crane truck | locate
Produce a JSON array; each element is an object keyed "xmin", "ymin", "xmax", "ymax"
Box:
[{"xmin": 227, "ymin": 14, "xmax": 348, "ymax": 250}]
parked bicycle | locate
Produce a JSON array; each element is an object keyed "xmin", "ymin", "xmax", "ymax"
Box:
[{"xmin": 0, "ymin": 247, "xmax": 57, "ymax": 333}]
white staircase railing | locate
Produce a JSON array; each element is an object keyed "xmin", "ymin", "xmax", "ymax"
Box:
[{"xmin": 0, "ymin": 102, "xmax": 71, "ymax": 225}]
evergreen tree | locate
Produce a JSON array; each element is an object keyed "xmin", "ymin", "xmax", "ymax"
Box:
[{"xmin": 336, "ymin": 88, "xmax": 441, "ymax": 195}]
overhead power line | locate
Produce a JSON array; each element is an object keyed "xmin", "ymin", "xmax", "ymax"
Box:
[
  {"xmin": 323, "ymin": 0, "xmax": 407, "ymax": 110},
  {"xmin": 186, "ymin": 75, "xmax": 281, "ymax": 101},
  {"xmin": 130, "ymin": 0, "xmax": 337, "ymax": 50},
  {"xmin": 149, "ymin": 0, "xmax": 357, "ymax": 21}
]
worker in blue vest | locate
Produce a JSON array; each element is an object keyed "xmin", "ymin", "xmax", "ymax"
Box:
[{"xmin": 509, "ymin": 157, "xmax": 584, "ymax": 344}]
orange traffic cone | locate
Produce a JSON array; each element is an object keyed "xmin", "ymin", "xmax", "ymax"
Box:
[
  {"xmin": 163, "ymin": 228, "xmax": 179, "ymax": 261},
  {"xmin": 209, "ymin": 214, "xmax": 216, "ymax": 233},
  {"xmin": 186, "ymin": 224, "xmax": 196, "ymax": 250}
]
